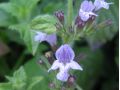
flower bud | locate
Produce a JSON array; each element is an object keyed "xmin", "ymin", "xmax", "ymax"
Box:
[
  {"xmin": 55, "ymin": 11, "xmax": 64, "ymax": 25},
  {"xmin": 67, "ymin": 75, "xmax": 76, "ymax": 87},
  {"xmin": 75, "ymin": 16, "xmax": 85, "ymax": 29},
  {"xmin": 96, "ymin": 19, "xmax": 113, "ymax": 29},
  {"xmin": 49, "ymin": 82, "xmax": 55, "ymax": 89}
]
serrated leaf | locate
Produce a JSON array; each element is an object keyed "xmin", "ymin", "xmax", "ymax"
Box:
[
  {"xmin": 31, "ymin": 15, "xmax": 57, "ymax": 34},
  {"xmin": 9, "ymin": 23, "xmax": 39, "ymax": 55},
  {"xmin": 6, "ymin": 66, "xmax": 27, "ymax": 90},
  {"xmin": 0, "ymin": 0, "xmax": 39, "ymax": 21}
]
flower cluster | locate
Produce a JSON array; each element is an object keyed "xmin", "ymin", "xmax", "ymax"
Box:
[
  {"xmin": 79, "ymin": 0, "xmax": 113, "ymax": 21},
  {"xmin": 34, "ymin": 0, "xmax": 113, "ymax": 83}
]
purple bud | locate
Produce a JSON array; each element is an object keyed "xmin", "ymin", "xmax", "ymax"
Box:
[
  {"xmin": 75, "ymin": 16, "xmax": 85, "ymax": 29},
  {"xmin": 55, "ymin": 11, "xmax": 64, "ymax": 24},
  {"xmin": 67, "ymin": 75, "xmax": 76, "ymax": 86},
  {"xmin": 55, "ymin": 44, "xmax": 75, "ymax": 63}
]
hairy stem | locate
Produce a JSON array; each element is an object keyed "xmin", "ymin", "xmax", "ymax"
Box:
[{"xmin": 67, "ymin": 0, "xmax": 73, "ymax": 27}]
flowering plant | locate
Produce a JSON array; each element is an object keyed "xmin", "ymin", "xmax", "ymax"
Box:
[{"xmin": 0, "ymin": 0, "xmax": 118, "ymax": 90}]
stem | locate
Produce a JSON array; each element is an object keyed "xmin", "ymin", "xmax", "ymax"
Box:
[
  {"xmin": 67, "ymin": 0, "xmax": 73, "ymax": 27},
  {"xmin": 11, "ymin": 50, "xmax": 26, "ymax": 73},
  {"xmin": 75, "ymin": 83, "xmax": 83, "ymax": 90}
]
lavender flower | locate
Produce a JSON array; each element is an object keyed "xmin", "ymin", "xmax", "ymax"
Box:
[
  {"xmin": 45, "ymin": 34, "xmax": 57, "ymax": 46},
  {"xmin": 34, "ymin": 31, "xmax": 46, "ymax": 42},
  {"xmin": 48, "ymin": 44, "xmax": 83, "ymax": 82},
  {"xmin": 34, "ymin": 31, "xmax": 57, "ymax": 46},
  {"xmin": 94, "ymin": 0, "xmax": 113, "ymax": 11},
  {"xmin": 79, "ymin": 0, "xmax": 97, "ymax": 21}
]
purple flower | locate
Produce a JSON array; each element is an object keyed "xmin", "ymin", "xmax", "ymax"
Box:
[
  {"xmin": 48, "ymin": 44, "xmax": 83, "ymax": 82},
  {"xmin": 79, "ymin": 0, "xmax": 97, "ymax": 21},
  {"xmin": 45, "ymin": 34, "xmax": 57, "ymax": 46},
  {"xmin": 55, "ymin": 44, "xmax": 75, "ymax": 63},
  {"xmin": 34, "ymin": 31, "xmax": 57, "ymax": 46},
  {"xmin": 34, "ymin": 31, "xmax": 46, "ymax": 42},
  {"xmin": 94, "ymin": 0, "xmax": 113, "ymax": 11}
]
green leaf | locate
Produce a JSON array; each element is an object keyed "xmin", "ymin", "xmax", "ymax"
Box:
[
  {"xmin": 0, "ymin": 0, "xmax": 39, "ymax": 22},
  {"xmin": 10, "ymin": 0, "xmax": 39, "ymax": 20},
  {"xmin": 24, "ymin": 58, "xmax": 50, "ymax": 90},
  {"xmin": 9, "ymin": 23, "xmax": 39, "ymax": 55},
  {"xmin": 40, "ymin": 55, "xmax": 51, "ymax": 69},
  {"xmin": 6, "ymin": 66, "xmax": 27, "ymax": 90},
  {"xmin": 23, "ymin": 30, "xmax": 39, "ymax": 55},
  {"xmin": 31, "ymin": 15, "xmax": 57, "ymax": 34},
  {"xmin": 0, "ymin": 9, "xmax": 16, "ymax": 27},
  {"xmin": 27, "ymin": 76, "xmax": 43, "ymax": 90}
]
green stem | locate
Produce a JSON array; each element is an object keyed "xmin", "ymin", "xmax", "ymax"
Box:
[
  {"xmin": 75, "ymin": 83, "xmax": 83, "ymax": 90},
  {"xmin": 11, "ymin": 50, "xmax": 26, "ymax": 73},
  {"xmin": 67, "ymin": 0, "xmax": 73, "ymax": 27}
]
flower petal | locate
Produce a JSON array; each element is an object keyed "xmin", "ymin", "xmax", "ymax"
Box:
[
  {"xmin": 81, "ymin": 1, "xmax": 95, "ymax": 12},
  {"xmin": 48, "ymin": 60, "xmax": 60, "ymax": 72},
  {"xmin": 55, "ymin": 44, "xmax": 75, "ymax": 63},
  {"xmin": 79, "ymin": 10, "xmax": 90, "ymax": 21},
  {"xmin": 89, "ymin": 12, "xmax": 98, "ymax": 16},
  {"xmin": 45, "ymin": 34, "xmax": 57, "ymax": 46},
  {"xmin": 34, "ymin": 31, "xmax": 46, "ymax": 42},
  {"xmin": 56, "ymin": 71, "xmax": 70, "ymax": 82},
  {"xmin": 94, "ymin": 0, "xmax": 113, "ymax": 11},
  {"xmin": 69, "ymin": 61, "xmax": 83, "ymax": 71}
]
